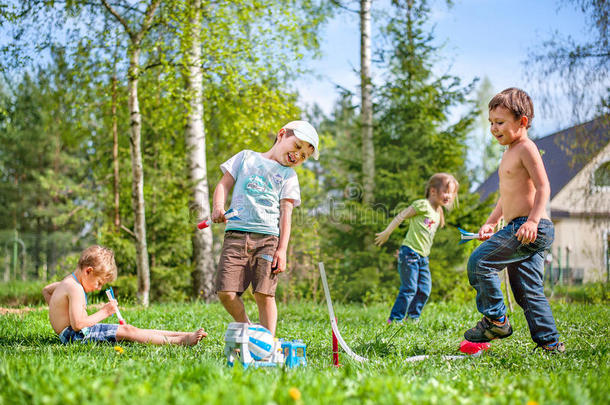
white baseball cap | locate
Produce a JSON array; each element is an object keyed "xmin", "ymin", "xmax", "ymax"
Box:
[{"xmin": 282, "ymin": 120, "xmax": 320, "ymax": 160}]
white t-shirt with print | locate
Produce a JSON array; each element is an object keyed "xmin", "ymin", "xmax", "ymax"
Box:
[{"xmin": 221, "ymin": 150, "xmax": 300, "ymax": 236}]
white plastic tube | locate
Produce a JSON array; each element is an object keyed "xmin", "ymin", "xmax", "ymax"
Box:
[
  {"xmin": 318, "ymin": 262, "xmax": 368, "ymax": 362},
  {"xmin": 318, "ymin": 262, "xmax": 468, "ymax": 363}
]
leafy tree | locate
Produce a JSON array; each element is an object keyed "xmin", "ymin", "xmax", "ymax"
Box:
[
  {"xmin": 526, "ymin": 0, "xmax": 609, "ymax": 124},
  {"xmin": 0, "ymin": 51, "xmax": 96, "ymax": 280},
  {"xmin": 98, "ymin": 0, "xmax": 162, "ymax": 306},
  {"xmin": 317, "ymin": 0, "xmax": 488, "ymax": 303},
  {"xmin": 468, "ymin": 77, "xmax": 503, "ymax": 188}
]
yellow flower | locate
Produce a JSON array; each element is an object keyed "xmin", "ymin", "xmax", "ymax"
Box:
[
  {"xmin": 527, "ymin": 401, "xmax": 539, "ymax": 405},
  {"xmin": 288, "ymin": 387, "xmax": 301, "ymax": 401},
  {"xmin": 114, "ymin": 345, "xmax": 124, "ymax": 354}
]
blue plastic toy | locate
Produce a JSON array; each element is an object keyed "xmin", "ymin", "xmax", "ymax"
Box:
[{"xmin": 281, "ymin": 340, "xmax": 307, "ymax": 368}]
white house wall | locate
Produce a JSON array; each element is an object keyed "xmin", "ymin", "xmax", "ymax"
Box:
[
  {"xmin": 552, "ymin": 217, "xmax": 608, "ymax": 282},
  {"xmin": 551, "ymin": 142, "xmax": 610, "ymax": 213},
  {"xmin": 549, "ymin": 142, "xmax": 610, "ymax": 283}
]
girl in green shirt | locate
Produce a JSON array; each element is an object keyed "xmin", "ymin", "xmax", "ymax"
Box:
[{"xmin": 375, "ymin": 173, "xmax": 459, "ymax": 323}]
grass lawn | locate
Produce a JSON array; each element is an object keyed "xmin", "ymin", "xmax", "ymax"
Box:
[{"xmin": 1, "ymin": 300, "xmax": 608, "ymax": 404}]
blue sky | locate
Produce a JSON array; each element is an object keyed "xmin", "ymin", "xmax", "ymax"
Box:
[{"xmin": 296, "ymin": 0, "xmax": 592, "ymax": 137}]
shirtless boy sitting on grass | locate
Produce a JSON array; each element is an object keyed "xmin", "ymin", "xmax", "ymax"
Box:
[{"xmin": 43, "ymin": 245, "xmax": 206, "ymax": 346}]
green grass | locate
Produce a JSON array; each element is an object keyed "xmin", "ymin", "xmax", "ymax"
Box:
[{"xmin": 1, "ymin": 300, "xmax": 608, "ymax": 404}]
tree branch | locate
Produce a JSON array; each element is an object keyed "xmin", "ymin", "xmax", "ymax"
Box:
[
  {"xmin": 137, "ymin": 0, "xmax": 162, "ymax": 41},
  {"xmin": 100, "ymin": 0, "xmax": 134, "ymax": 39},
  {"xmin": 330, "ymin": 0, "xmax": 359, "ymax": 13},
  {"xmin": 121, "ymin": 224, "xmax": 136, "ymax": 238}
]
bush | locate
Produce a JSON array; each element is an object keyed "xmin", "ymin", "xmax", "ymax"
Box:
[
  {"xmin": 0, "ymin": 280, "xmax": 48, "ymax": 306},
  {"xmin": 111, "ymin": 275, "xmax": 138, "ymax": 303},
  {"xmin": 548, "ymin": 282, "xmax": 610, "ymax": 304}
]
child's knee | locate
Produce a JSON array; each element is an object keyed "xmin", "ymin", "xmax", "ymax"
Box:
[
  {"xmin": 467, "ymin": 255, "xmax": 480, "ymax": 281},
  {"xmin": 218, "ymin": 291, "xmax": 237, "ymax": 302},
  {"xmin": 117, "ymin": 323, "xmax": 136, "ymax": 337},
  {"xmin": 253, "ymin": 292, "xmax": 274, "ymax": 304}
]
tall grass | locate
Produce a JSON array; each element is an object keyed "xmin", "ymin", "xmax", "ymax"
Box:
[{"xmin": 1, "ymin": 301, "xmax": 608, "ymax": 404}]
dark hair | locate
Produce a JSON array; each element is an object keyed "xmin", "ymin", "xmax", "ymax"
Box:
[
  {"xmin": 273, "ymin": 129, "xmax": 315, "ymax": 155},
  {"xmin": 273, "ymin": 128, "xmax": 294, "ymax": 145},
  {"xmin": 488, "ymin": 87, "xmax": 534, "ymax": 129}
]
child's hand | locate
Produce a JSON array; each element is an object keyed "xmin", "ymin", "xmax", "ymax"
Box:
[
  {"xmin": 103, "ymin": 300, "xmax": 118, "ymax": 317},
  {"xmin": 211, "ymin": 207, "xmax": 227, "ymax": 223},
  {"xmin": 272, "ymin": 249, "xmax": 286, "ymax": 274},
  {"xmin": 478, "ymin": 224, "xmax": 495, "ymax": 240},
  {"xmin": 374, "ymin": 231, "xmax": 390, "ymax": 246},
  {"xmin": 516, "ymin": 220, "xmax": 538, "ymax": 244}
]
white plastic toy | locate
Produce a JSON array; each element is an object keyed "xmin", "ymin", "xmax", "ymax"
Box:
[
  {"xmin": 458, "ymin": 228, "xmax": 493, "ymax": 244},
  {"xmin": 197, "ymin": 208, "xmax": 240, "ymax": 229},
  {"xmin": 224, "ymin": 323, "xmax": 285, "ymax": 368},
  {"xmin": 105, "ymin": 287, "xmax": 125, "ymax": 325}
]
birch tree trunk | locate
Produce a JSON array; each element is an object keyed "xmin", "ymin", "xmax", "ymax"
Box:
[
  {"xmin": 101, "ymin": 0, "xmax": 161, "ymax": 306},
  {"xmin": 184, "ymin": 0, "xmax": 216, "ymax": 300},
  {"xmin": 111, "ymin": 74, "xmax": 120, "ymax": 232},
  {"xmin": 127, "ymin": 46, "xmax": 150, "ymax": 306},
  {"xmin": 360, "ymin": 0, "xmax": 374, "ymax": 205}
]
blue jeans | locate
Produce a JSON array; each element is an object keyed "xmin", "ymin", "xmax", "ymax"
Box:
[
  {"xmin": 389, "ymin": 245, "xmax": 431, "ymax": 321},
  {"xmin": 467, "ymin": 217, "xmax": 559, "ymax": 344}
]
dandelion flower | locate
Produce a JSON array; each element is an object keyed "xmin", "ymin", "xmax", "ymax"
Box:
[
  {"xmin": 527, "ymin": 401, "xmax": 539, "ymax": 405},
  {"xmin": 288, "ymin": 387, "xmax": 301, "ymax": 401},
  {"xmin": 114, "ymin": 345, "xmax": 124, "ymax": 354}
]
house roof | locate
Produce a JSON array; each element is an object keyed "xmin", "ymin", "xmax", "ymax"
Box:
[{"xmin": 476, "ymin": 116, "xmax": 610, "ymax": 201}]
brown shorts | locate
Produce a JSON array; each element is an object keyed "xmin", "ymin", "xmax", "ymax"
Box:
[{"xmin": 215, "ymin": 231, "xmax": 280, "ymax": 296}]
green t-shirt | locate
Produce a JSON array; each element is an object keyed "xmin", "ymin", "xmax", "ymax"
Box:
[{"xmin": 401, "ymin": 199, "xmax": 441, "ymax": 257}]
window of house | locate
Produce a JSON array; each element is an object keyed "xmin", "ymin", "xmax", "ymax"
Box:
[{"xmin": 593, "ymin": 161, "xmax": 610, "ymax": 189}]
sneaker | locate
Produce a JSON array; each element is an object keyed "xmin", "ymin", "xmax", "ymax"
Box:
[
  {"xmin": 534, "ymin": 341, "xmax": 565, "ymax": 354},
  {"xmin": 386, "ymin": 318, "xmax": 403, "ymax": 325},
  {"xmin": 464, "ymin": 316, "xmax": 513, "ymax": 343}
]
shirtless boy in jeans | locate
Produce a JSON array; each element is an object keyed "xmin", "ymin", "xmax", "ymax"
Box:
[{"xmin": 464, "ymin": 88, "xmax": 564, "ymax": 353}]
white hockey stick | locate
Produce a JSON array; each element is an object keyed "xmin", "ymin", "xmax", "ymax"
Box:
[
  {"xmin": 319, "ymin": 262, "xmax": 469, "ymax": 363},
  {"xmin": 318, "ymin": 262, "xmax": 368, "ymax": 363}
]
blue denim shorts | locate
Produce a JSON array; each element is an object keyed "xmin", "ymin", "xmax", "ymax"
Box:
[{"xmin": 58, "ymin": 323, "xmax": 119, "ymax": 344}]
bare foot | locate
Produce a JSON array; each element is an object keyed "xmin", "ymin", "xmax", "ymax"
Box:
[{"xmin": 182, "ymin": 328, "xmax": 207, "ymax": 346}]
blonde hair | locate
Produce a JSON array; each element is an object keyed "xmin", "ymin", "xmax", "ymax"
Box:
[
  {"xmin": 78, "ymin": 245, "xmax": 117, "ymax": 283},
  {"xmin": 424, "ymin": 173, "xmax": 459, "ymax": 228}
]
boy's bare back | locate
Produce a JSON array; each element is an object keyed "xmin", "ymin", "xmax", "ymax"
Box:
[{"xmin": 47, "ymin": 275, "xmax": 87, "ymax": 334}]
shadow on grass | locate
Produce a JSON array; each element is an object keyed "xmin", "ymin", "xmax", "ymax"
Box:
[
  {"xmin": 0, "ymin": 334, "xmax": 60, "ymax": 347},
  {"xmin": 354, "ymin": 326, "xmax": 407, "ymax": 358}
]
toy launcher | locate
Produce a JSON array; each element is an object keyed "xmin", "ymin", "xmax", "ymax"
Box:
[
  {"xmin": 224, "ymin": 322, "xmax": 307, "ymax": 369},
  {"xmin": 458, "ymin": 228, "xmax": 493, "ymax": 244},
  {"xmin": 105, "ymin": 287, "xmax": 126, "ymax": 325},
  {"xmin": 197, "ymin": 208, "xmax": 240, "ymax": 229}
]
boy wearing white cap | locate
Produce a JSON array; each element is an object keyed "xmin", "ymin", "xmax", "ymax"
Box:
[{"xmin": 211, "ymin": 121, "xmax": 319, "ymax": 336}]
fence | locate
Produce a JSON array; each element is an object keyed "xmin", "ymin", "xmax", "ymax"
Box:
[{"xmin": 0, "ymin": 229, "xmax": 87, "ymax": 282}]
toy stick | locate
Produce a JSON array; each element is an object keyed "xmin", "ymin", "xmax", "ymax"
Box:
[
  {"xmin": 197, "ymin": 208, "xmax": 240, "ymax": 230},
  {"xmin": 320, "ymin": 262, "xmax": 473, "ymax": 363},
  {"xmin": 319, "ymin": 262, "xmax": 368, "ymax": 362},
  {"xmin": 332, "ymin": 317, "xmax": 340, "ymax": 367},
  {"xmin": 458, "ymin": 228, "xmax": 493, "ymax": 244},
  {"xmin": 105, "ymin": 287, "xmax": 125, "ymax": 325}
]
